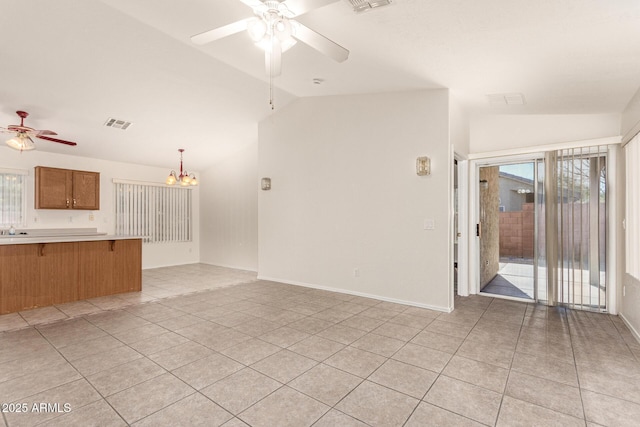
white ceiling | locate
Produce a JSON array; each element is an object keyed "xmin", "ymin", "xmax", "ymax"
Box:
[{"xmin": 1, "ymin": 0, "xmax": 639, "ymax": 170}]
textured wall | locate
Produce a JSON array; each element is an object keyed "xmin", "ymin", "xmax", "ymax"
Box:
[{"xmin": 479, "ymin": 167, "xmax": 500, "ymax": 288}]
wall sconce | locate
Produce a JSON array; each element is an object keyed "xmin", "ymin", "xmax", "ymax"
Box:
[
  {"xmin": 261, "ymin": 177, "xmax": 271, "ymax": 191},
  {"xmin": 416, "ymin": 156, "xmax": 431, "ymax": 176}
]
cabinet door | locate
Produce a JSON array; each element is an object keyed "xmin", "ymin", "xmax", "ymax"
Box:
[
  {"xmin": 72, "ymin": 171, "xmax": 100, "ymax": 210},
  {"xmin": 35, "ymin": 167, "xmax": 72, "ymax": 209},
  {"xmin": 0, "ymin": 244, "xmax": 40, "ymax": 314}
]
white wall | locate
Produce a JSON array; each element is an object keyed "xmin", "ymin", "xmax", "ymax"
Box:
[
  {"xmin": 470, "ymin": 113, "xmax": 621, "ymax": 154},
  {"xmin": 0, "ymin": 146, "xmax": 199, "ymax": 269},
  {"xmin": 622, "ymin": 86, "xmax": 640, "ymax": 143},
  {"xmin": 258, "ymin": 90, "xmax": 453, "ymax": 311},
  {"xmin": 450, "ymin": 96, "xmax": 470, "ymax": 157},
  {"xmin": 199, "ymin": 142, "xmax": 258, "ymax": 271},
  {"xmin": 618, "ymin": 90, "xmax": 640, "ymax": 340}
]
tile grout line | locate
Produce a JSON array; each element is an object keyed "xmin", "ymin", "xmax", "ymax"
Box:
[
  {"xmin": 492, "ymin": 302, "xmax": 528, "ymax": 427},
  {"xmin": 567, "ymin": 306, "xmax": 590, "ymax": 425},
  {"xmin": 26, "ymin": 326, "xmax": 130, "ymax": 427}
]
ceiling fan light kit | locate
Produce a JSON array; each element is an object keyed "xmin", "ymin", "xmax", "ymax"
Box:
[
  {"xmin": 2, "ymin": 110, "xmax": 77, "ymax": 151},
  {"xmin": 191, "ymin": 0, "xmax": 350, "ymax": 108},
  {"xmin": 166, "ymin": 149, "xmax": 198, "ymax": 186},
  {"xmin": 6, "ymin": 133, "xmax": 36, "ymax": 151}
]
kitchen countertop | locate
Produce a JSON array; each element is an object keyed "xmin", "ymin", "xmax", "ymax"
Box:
[{"xmin": 0, "ymin": 234, "xmax": 143, "ymax": 245}]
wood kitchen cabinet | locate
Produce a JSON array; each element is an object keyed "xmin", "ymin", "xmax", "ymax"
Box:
[
  {"xmin": 39, "ymin": 242, "xmax": 80, "ymax": 305},
  {"xmin": 0, "ymin": 244, "xmax": 39, "ymax": 314},
  {"xmin": 0, "ymin": 239, "xmax": 141, "ymax": 314},
  {"xmin": 78, "ymin": 239, "xmax": 141, "ymax": 299},
  {"xmin": 35, "ymin": 166, "xmax": 100, "ymax": 210}
]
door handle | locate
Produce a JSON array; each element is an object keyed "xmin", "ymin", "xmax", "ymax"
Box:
[
  {"xmin": 66, "ymin": 198, "xmax": 70, "ymax": 208},
  {"xmin": 73, "ymin": 198, "xmax": 77, "ymax": 207}
]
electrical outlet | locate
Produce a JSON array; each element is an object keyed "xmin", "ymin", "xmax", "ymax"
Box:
[
  {"xmin": 69, "ymin": 216, "xmax": 73, "ymax": 223},
  {"xmin": 353, "ymin": 268, "xmax": 360, "ymax": 277},
  {"xmin": 89, "ymin": 214, "xmax": 95, "ymax": 221},
  {"xmin": 485, "ymin": 260, "xmax": 489, "ymax": 266}
]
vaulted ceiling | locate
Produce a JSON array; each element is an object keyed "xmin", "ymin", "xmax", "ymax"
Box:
[{"xmin": 1, "ymin": 0, "xmax": 639, "ymax": 170}]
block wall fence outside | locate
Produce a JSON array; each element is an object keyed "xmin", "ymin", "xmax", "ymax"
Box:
[
  {"xmin": 499, "ymin": 203, "xmax": 534, "ymax": 258},
  {"xmin": 498, "ymin": 202, "xmax": 606, "ymax": 260}
]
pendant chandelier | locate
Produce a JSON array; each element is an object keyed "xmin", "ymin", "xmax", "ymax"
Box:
[{"xmin": 166, "ymin": 149, "xmax": 198, "ymax": 186}]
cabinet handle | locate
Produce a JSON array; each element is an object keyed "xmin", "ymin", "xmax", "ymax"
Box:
[
  {"xmin": 109, "ymin": 240, "xmax": 116, "ymax": 252},
  {"xmin": 73, "ymin": 198, "xmax": 77, "ymax": 207},
  {"xmin": 38, "ymin": 244, "xmax": 45, "ymax": 257},
  {"xmin": 66, "ymin": 198, "xmax": 70, "ymax": 208}
]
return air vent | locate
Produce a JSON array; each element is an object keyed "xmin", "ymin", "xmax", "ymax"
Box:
[
  {"xmin": 344, "ymin": 0, "xmax": 393, "ymax": 13},
  {"xmin": 104, "ymin": 117, "xmax": 132, "ymax": 130},
  {"xmin": 486, "ymin": 93, "xmax": 526, "ymax": 107}
]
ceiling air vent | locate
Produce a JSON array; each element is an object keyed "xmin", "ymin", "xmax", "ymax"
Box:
[
  {"xmin": 344, "ymin": 0, "xmax": 393, "ymax": 13},
  {"xmin": 104, "ymin": 117, "xmax": 132, "ymax": 130},
  {"xmin": 486, "ymin": 93, "xmax": 526, "ymax": 107}
]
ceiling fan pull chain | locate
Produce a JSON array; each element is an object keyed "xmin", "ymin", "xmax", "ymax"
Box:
[{"xmin": 269, "ymin": 36, "xmax": 275, "ymax": 110}]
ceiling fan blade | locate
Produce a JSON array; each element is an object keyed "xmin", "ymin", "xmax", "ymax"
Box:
[
  {"xmin": 37, "ymin": 130, "xmax": 58, "ymax": 136},
  {"xmin": 293, "ymin": 22, "xmax": 349, "ymax": 62},
  {"xmin": 191, "ymin": 18, "xmax": 253, "ymax": 45},
  {"xmin": 285, "ymin": 0, "xmax": 339, "ymax": 16},
  {"xmin": 36, "ymin": 135, "xmax": 77, "ymax": 146},
  {"xmin": 238, "ymin": 0, "xmax": 267, "ymax": 11},
  {"xmin": 265, "ymin": 39, "xmax": 282, "ymax": 76}
]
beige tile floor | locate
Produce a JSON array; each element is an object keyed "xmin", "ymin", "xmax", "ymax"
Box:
[{"xmin": 1, "ymin": 264, "xmax": 640, "ymax": 426}]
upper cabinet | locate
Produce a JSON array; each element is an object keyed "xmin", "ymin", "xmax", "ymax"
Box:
[{"xmin": 35, "ymin": 166, "xmax": 100, "ymax": 210}]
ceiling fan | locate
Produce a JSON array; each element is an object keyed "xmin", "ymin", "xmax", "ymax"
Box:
[
  {"xmin": 1, "ymin": 110, "xmax": 77, "ymax": 152},
  {"xmin": 191, "ymin": 0, "xmax": 349, "ymax": 77}
]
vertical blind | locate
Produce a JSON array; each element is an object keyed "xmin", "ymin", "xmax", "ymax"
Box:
[
  {"xmin": 546, "ymin": 146, "xmax": 607, "ymax": 311},
  {"xmin": 0, "ymin": 169, "xmax": 27, "ymax": 227},
  {"xmin": 626, "ymin": 134, "xmax": 640, "ymax": 280},
  {"xmin": 114, "ymin": 181, "xmax": 192, "ymax": 243}
]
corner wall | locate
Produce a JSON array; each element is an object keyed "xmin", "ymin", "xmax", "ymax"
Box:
[
  {"xmin": 199, "ymin": 142, "xmax": 258, "ymax": 271},
  {"xmin": 0, "ymin": 147, "xmax": 200, "ymax": 269},
  {"xmin": 622, "ymin": 86, "xmax": 640, "ymax": 143},
  {"xmin": 620, "ymin": 87, "xmax": 640, "ymax": 338},
  {"xmin": 258, "ymin": 90, "xmax": 452, "ymax": 311}
]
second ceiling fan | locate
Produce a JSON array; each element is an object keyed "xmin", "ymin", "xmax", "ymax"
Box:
[{"xmin": 191, "ymin": 0, "xmax": 349, "ymax": 76}]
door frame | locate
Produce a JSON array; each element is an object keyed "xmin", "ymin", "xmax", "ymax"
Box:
[
  {"xmin": 454, "ymin": 153, "xmax": 469, "ymax": 298},
  {"xmin": 470, "ymin": 154, "xmax": 543, "ymax": 299},
  {"xmin": 466, "ymin": 138, "xmax": 619, "ymax": 313}
]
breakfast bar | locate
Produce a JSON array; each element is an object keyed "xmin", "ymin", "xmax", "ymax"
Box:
[{"xmin": 0, "ymin": 233, "xmax": 142, "ymax": 315}]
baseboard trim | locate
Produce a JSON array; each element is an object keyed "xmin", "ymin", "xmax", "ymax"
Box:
[
  {"xmin": 199, "ymin": 261, "xmax": 258, "ymax": 274},
  {"xmin": 257, "ymin": 275, "xmax": 452, "ymax": 313},
  {"xmin": 619, "ymin": 312, "xmax": 640, "ymax": 344}
]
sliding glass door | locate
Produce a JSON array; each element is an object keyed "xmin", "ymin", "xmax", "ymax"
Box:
[
  {"xmin": 479, "ymin": 161, "xmax": 540, "ymax": 300},
  {"xmin": 478, "ymin": 146, "xmax": 608, "ymax": 312}
]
